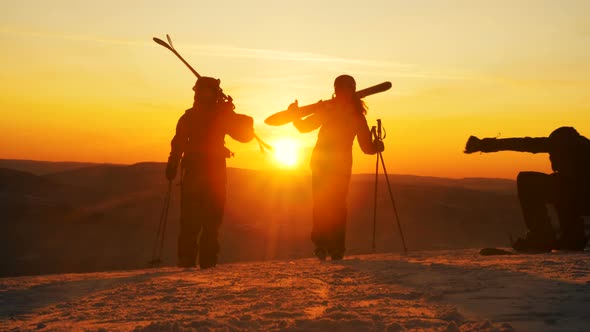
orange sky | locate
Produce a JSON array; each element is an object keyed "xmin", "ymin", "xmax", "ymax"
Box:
[{"xmin": 1, "ymin": 1, "xmax": 589, "ymax": 179}]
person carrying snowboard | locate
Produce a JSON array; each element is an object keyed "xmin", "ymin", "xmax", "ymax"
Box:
[
  {"xmin": 166, "ymin": 77, "xmax": 254, "ymax": 268},
  {"xmin": 465, "ymin": 126, "xmax": 590, "ymax": 252},
  {"xmin": 287, "ymin": 75, "xmax": 385, "ymax": 260}
]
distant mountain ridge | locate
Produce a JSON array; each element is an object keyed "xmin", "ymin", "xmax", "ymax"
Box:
[
  {"xmin": 0, "ymin": 159, "xmax": 523, "ymax": 277},
  {"xmin": 0, "ymin": 159, "xmax": 113, "ymax": 175}
]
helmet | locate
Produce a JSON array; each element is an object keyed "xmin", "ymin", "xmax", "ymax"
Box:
[
  {"xmin": 193, "ymin": 76, "xmax": 221, "ymax": 92},
  {"xmin": 334, "ymin": 74, "xmax": 356, "ymax": 91}
]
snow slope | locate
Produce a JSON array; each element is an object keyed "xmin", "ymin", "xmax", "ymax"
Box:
[{"xmin": 2, "ymin": 249, "xmax": 589, "ymax": 332}]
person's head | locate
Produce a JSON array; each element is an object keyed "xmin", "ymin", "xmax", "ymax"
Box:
[
  {"xmin": 549, "ymin": 127, "xmax": 580, "ymax": 139},
  {"xmin": 549, "ymin": 126, "xmax": 581, "ymax": 143},
  {"xmin": 193, "ymin": 77, "xmax": 221, "ymax": 106},
  {"xmin": 333, "ymin": 74, "xmax": 367, "ymax": 114},
  {"xmin": 548, "ymin": 126, "xmax": 586, "ymax": 156},
  {"xmin": 333, "ymin": 74, "xmax": 356, "ymax": 101},
  {"xmin": 547, "ymin": 127, "xmax": 586, "ymax": 172}
]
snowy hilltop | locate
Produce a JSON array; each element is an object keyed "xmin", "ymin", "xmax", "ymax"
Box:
[{"xmin": 2, "ymin": 249, "xmax": 589, "ymax": 332}]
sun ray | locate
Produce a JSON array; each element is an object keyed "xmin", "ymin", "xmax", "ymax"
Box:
[{"xmin": 272, "ymin": 138, "xmax": 301, "ymax": 168}]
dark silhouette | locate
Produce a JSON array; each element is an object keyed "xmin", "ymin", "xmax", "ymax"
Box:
[
  {"xmin": 288, "ymin": 75, "xmax": 385, "ymax": 260},
  {"xmin": 166, "ymin": 77, "xmax": 254, "ymax": 268},
  {"xmin": 465, "ymin": 126, "xmax": 590, "ymax": 252}
]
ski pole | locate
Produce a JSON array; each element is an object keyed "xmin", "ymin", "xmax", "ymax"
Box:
[
  {"xmin": 373, "ymin": 119, "xmax": 408, "ymax": 254},
  {"xmin": 372, "ymin": 126, "xmax": 379, "ymax": 253},
  {"xmin": 149, "ymin": 180, "xmax": 172, "ymax": 266}
]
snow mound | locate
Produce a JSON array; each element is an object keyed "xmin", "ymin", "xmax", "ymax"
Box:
[{"xmin": 2, "ymin": 250, "xmax": 589, "ymax": 331}]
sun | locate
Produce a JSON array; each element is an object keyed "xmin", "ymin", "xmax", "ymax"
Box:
[{"xmin": 272, "ymin": 138, "xmax": 301, "ymax": 167}]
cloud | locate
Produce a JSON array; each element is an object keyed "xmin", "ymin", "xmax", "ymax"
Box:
[
  {"xmin": 0, "ymin": 26, "xmax": 478, "ymax": 83},
  {"xmin": 181, "ymin": 43, "xmax": 410, "ymax": 69},
  {"xmin": 0, "ymin": 26, "xmax": 409, "ymax": 68},
  {"xmin": 0, "ymin": 26, "xmax": 145, "ymax": 47}
]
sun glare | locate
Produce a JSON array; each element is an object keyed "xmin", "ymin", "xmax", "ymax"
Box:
[{"xmin": 272, "ymin": 139, "xmax": 301, "ymax": 167}]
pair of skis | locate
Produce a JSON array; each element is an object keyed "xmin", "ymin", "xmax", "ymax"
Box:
[
  {"xmin": 153, "ymin": 34, "xmax": 392, "ymax": 127},
  {"xmin": 264, "ymin": 81, "xmax": 392, "ymax": 126},
  {"xmin": 154, "ymin": 34, "xmax": 272, "ymax": 153}
]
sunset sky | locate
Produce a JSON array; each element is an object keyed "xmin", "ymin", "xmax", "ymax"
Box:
[{"xmin": 1, "ymin": 0, "xmax": 589, "ymax": 179}]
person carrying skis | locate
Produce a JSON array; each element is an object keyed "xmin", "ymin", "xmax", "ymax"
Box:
[
  {"xmin": 464, "ymin": 126, "xmax": 590, "ymax": 252},
  {"xmin": 166, "ymin": 77, "xmax": 254, "ymax": 268},
  {"xmin": 288, "ymin": 74, "xmax": 385, "ymax": 260}
]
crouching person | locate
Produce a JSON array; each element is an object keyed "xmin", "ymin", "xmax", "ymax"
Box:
[{"xmin": 465, "ymin": 127, "xmax": 590, "ymax": 252}]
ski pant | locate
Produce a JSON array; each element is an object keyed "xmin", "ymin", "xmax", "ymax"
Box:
[
  {"xmin": 517, "ymin": 171, "xmax": 589, "ymax": 238},
  {"xmin": 178, "ymin": 167, "xmax": 226, "ymax": 268},
  {"xmin": 311, "ymin": 170, "xmax": 351, "ymax": 254}
]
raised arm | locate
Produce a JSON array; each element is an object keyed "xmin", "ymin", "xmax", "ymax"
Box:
[
  {"xmin": 464, "ymin": 136, "xmax": 550, "ymax": 154},
  {"xmin": 293, "ymin": 113, "xmax": 323, "ymax": 133},
  {"xmin": 288, "ymin": 100, "xmax": 325, "ymax": 133}
]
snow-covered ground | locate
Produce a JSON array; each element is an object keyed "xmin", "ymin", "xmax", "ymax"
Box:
[{"xmin": 1, "ymin": 249, "xmax": 589, "ymax": 331}]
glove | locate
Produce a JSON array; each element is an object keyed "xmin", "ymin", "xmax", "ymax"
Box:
[
  {"xmin": 373, "ymin": 139, "xmax": 385, "ymax": 153},
  {"xmin": 465, "ymin": 136, "xmax": 499, "ymax": 153},
  {"xmin": 165, "ymin": 157, "xmax": 179, "ymax": 181},
  {"xmin": 464, "ymin": 136, "xmax": 482, "ymax": 154}
]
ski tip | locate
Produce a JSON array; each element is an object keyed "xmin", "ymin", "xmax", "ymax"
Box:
[
  {"xmin": 373, "ymin": 81, "xmax": 392, "ymax": 92},
  {"xmin": 166, "ymin": 34, "xmax": 174, "ymax": 48},
  {"xmin": 264, "ymin": 110, "xmax": 297, "ymax": 126},
  {"xmin": 153, "ymin": 37, "xmax": 169, "ymax": 47}
]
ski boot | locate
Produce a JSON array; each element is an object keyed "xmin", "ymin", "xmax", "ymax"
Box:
[
  {"xmin": 330, "ymin": 250, "xmax": 344, "ymax": 261},
  {"xmin": 314, "ymin": 248, "xmax": 327, "ymax": 261}
]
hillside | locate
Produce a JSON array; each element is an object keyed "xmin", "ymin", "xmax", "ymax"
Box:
[
  {"xmin": 1, "ymin": 160, "xmax": 525, "ymax": 277},
  {"xmin": 0, "ymin": 159, "xmax": 106, "ymax": 175}
]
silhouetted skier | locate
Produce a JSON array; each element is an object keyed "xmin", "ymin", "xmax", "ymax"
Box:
[
  {"xmin": 166, "ymin": 77, "xmax": 254, "ymax": 268},
  {"xmin": 465, "ymin": 126, "xmax": 590, "ymax": 252},
  {"xmin": 288, "ymin": 75, "xmax": 385, "ymax": 260}
]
